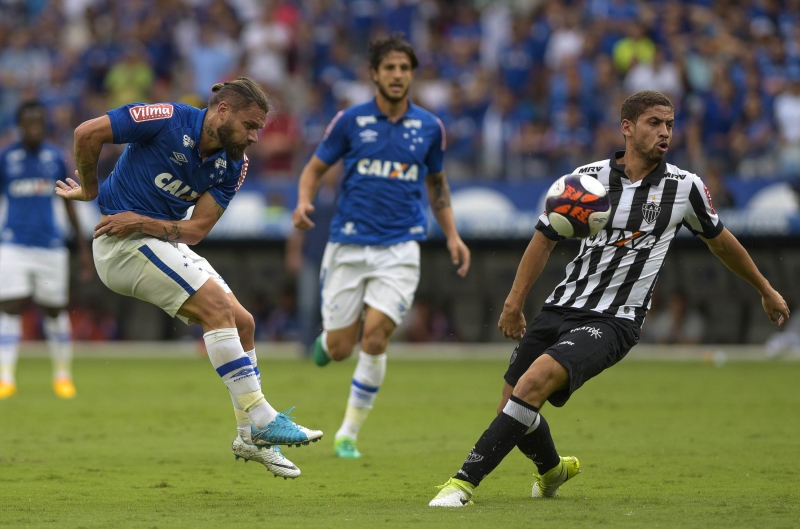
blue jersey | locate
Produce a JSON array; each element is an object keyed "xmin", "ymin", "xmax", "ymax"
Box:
[
  {"xmin": 315, "ymin": 99, "xmax": 446, "ymax": 246},
  {"xmin": 0, "ymin": 141, "xmax": 67, "ymax": 248},
  {"xmin": 98, "ymin": 103, "xmax": 248, "ymax": 221}
]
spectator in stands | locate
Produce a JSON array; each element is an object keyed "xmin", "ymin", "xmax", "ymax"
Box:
[
  {"xmin": 439, "ymin": 84, "xmax": 481, "ymax": 180},
  {"xmin": 549, "ymin": 100, "xmax": 592, "ymax": 175},
  {"xmin": 774, "ymin": 70, "xmax": 800, "ymax": 177},
  {"xmin": 104, "ymin": 43, "xmax": 154, "ymax": 108},
  {"xmin": 702, "ymin": 74, "xmax": 743, "ymax": 171},
  {"xmin": 241, "ymin": 2, "xmax": 293, "ymax": 88},
  {"xmin": 544, "ymin": 8, "xmax": 584, "ymax": 71},
  {"xmin": 612, "ymin": 22, "xmax": 655, "ymax": 74},
  {"xmin": 624, "ymin": 48, "xmax": 683, "ymax": 100},
  {"xmin": 188, "ymin": 22, "xmax": 240, "ymax": 98},
  {"xmin": 481, "ymin": 85, "xmax": 523, "ymax": 179},
  {"xmin": 703, "ymin": 162, "xmax": 737, "ymax": 210},
  {"xmin": 732, "ymin": 92, "xmax": 778, "ymax": 178}
]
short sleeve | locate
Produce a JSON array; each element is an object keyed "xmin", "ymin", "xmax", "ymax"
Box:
[
  {"xmin": 535, "ymin": 211, "xmax": 566, "ymax": 241},
  {"xmin": 682, "ymin": 176, "xmax": 724, "ymax": 238},
  {"xmin": 424, "ymin": 116, "xmax": 446, "ymax": 174},
  {"xmin": 314, "ymin": 111, "xmax": 349, "ymax": 165},
  {"xmin": 207, "ymin": 155, "xmax": 248, "ymax": 209},
  {"xmin": 107, "ymin": 103, "xmax": 178, "ymax": 145}
]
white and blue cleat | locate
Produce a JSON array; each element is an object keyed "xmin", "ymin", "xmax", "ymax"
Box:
[
  {"xmin": 232, "ymin": 435, "xmax": 301, "ymax": 479},
  {"xmin": 251, "ymin": 407, "xmax": 323, "ymax": 447}
]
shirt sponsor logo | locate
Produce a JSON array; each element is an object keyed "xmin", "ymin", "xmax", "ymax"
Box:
[
  {"xmin": 154, "ymin": 172, "xmax": 199, "ymax": 201},
  {"xmin": 170, "ymin": 151, "xmax": 188, "ymax": 165},
  {"xmin": 129, "ymin": 103, "xmax": 174, "ymax": 122},
  {"xmin": 409, "ymin": 226, "xmax": 425, "ymax": 234},
  {"xmin": 8, "ymin": 178, "xmax": 53, "ymax": 198},
  {"xmin": 664, "ymin": 171, "xmax": 686, "ymax": 180},
  {"xmin": 578, "ymin": 165, "xmax": 602, "ymax": 173},
  {"xmin": 356, "ymin": 115, "xmax": 377, "ymax": 127},
  {"xmin": 341, "ymin": 221, "xmax": 357, "ymax": 235},
  {"xmin": 402, "ymin": 118, "xmax": 422, "ymax": 129},
  {"xmin": 215, "ymin": 158, "xmax": 227, "ymax": 170},
  {"xmin": 586, "ymin": 229, "xmax": 657, "ymax": 250},
  {"xmin": 183, "ymin": 135, "xmax": 195, "ymax": 148},
  {"xmin": 557, "ymin": 340, "xmax": 575, "ymax": 346},
  {"xmin": 356, "ymin": 158, "xmax": 418, "ymax": 181},
  {"xmin": 359, "ymin": 129, "xmax": 378, "ymax": 143}
]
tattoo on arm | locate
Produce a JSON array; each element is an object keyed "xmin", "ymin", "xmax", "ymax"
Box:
[
  {"xmin": 160, "ymin": 222, "xmax": 182, "ymax": 241},
  {"xmin": 427, "ymin": 172, "xmax": 451, "ymax": 211},
  {"xmin": 214, "ymin": 202, "xmax": 225, "ymax": 219}
]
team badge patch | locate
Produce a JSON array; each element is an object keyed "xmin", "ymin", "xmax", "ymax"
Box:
[
  {"xmin": 642, "ymin": 200, "xmax": 661, "ymax": 224},
  {"xmin": 129, "ymin": 104, "xmax": 173, "ymax": 122}
]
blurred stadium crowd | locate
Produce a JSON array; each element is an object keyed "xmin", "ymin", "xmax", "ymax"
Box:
[
  {"xmin": 1, "ymin": 0, "xmax": 799, "ymax": 345},
  {"xmin": 2, "ymin": 0, "xmax": 800, "ymax": 183}
]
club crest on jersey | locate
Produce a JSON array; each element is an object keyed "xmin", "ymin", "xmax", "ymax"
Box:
[
  {"xmin": 642, "ymin": 199, "xmax": 661, "ymax": 224},
  {"xmin": 356, "ymin": 158, "xmax": 418, "ymax": 181},
  {"xmin": 356, "ymin": 115, "xmax": 377, "ymax": 127},
  {"xmin": 129, "ymin": 104, "xmax": 173, "ymax": 122},
  {"xmin": 154, "ymin": 173, "xmax": 199, "ymax": 201}
]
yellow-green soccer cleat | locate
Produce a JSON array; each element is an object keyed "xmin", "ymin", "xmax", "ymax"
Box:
[
  {"xmin": 531, "ymin": 456, "xmax": 581, "ymax": 498},
  {"xmin": 429, "ymin": 478, "xmax": 475, "ymax": 507},
  {"xmin": 334, "ymin": 436, "xmax": 362, "ymax": 459},
  {"xmin": 0, "ymin": 381, "xmax": 17, "ymax": 399},
  {"xmin": 53, "ymin": 377, "xmax": 76, "ymax": 399}
]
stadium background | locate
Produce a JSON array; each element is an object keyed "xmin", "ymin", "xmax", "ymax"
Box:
[{"xmin": 1, "ymin": 0, "xmax": 798, "ymax": 348}]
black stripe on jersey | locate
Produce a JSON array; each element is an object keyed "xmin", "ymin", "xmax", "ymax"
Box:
[
  {"xmin": 559, "ymin": 172, "xmax": 625, "ymax": 307},
  {"xmin": 583, "ymin": 183, "xmax": 653, "ymax": 308},
  {"xmin": 551, "ymin": 245, "xmax": 585, "ymax": 304},
  {"xmin": 605, "ymin": 179, "xmax": 680, "ymax": 315},
  {"xmin": 687, "ymin": 184, "xmax": 723, "ymax": 238}
]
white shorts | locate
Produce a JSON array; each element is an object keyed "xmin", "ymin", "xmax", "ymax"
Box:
[
  {"xmin": 320, "ymin": 241, "xmax": 420, "ymax": 330},
  {"xmin": 93, "ymin": 233, "xmax": 231, "ymax": 322},
  {"xmin": 0, "ymin": 243, "xmax": 69, "ymax": 307}
]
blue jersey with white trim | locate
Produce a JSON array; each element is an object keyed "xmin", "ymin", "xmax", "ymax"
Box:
[
  {"xmin": 98, "ymin": 102, "xmax": 248, "ymax": 221},
  {"xmin": 0, "ymin": 141, "xmax": 67, "ymax": 248},
  {"xmin": 315, "ymin": 99, "xmax": 446, "ymax": 246}
]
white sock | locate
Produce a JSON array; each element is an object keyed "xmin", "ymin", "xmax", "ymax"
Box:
[
  {"xmin": 0, "ymin": 313, "xmax": 21, "ymax": 384},
  {"xmin": 231, "ymin": 348, "xmax": 260, "ymax": 442},
  {"xmin": 335, "ymin": 351, "xmax": 386, "ymax": 441},
  {"xmin": 204, "ymin": 329, "xmax": 277, "ymax": 429},
  {"xmin": 320, "ymin": 330, "xmax": 329, "ymax": 354},
  {"xmin": 43, "ymin": 311, "xmax": 72, "ymax": 380}
]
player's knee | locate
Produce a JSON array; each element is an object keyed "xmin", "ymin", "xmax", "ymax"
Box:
[
  {"xmin": 198, "ymin": 293, "xmax": 235, "ymax": 330},
  {"xmin": 327, "ymin": 336, "xmax": 356, "ymax": 361},
  {"xmin": 361, "ymin": 327, "xmax": 390, "ymax": 356},
  {"xmin": 236, "ymin": 309, "xmax": 255, "ymax": 338}
]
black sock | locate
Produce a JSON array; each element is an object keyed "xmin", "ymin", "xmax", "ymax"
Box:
[
  {"xmin": 516, "ymin": 413, "xmax": 560, "ymax": 474},
  {"xmin": 454, "ymin": 396, "xmax": 539, "ymax": 487}
]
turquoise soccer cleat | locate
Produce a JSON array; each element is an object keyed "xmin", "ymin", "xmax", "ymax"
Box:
[
  {"xmin": 312, "ymin": 335, "xmax": 331, "ymax": 366},
  {"xmin": 251, "ymin": 407, "xmax": 323, "ymax": 447},
  {"xmin": 334, "ymin": 436, "xmax": 362, "ymax": 459}
]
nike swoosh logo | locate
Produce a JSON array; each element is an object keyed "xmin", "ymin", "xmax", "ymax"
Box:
[{"xmin": 271, "ymin": 462, "xmax": 298, "ymax": 470}]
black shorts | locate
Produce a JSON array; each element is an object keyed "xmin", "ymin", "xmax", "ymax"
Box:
[{"xmin": 504, "ymin": 306, "xmax": 640, "ymax": 407}]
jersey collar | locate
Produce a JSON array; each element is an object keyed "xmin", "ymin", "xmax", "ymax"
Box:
[
  {"xmin": 192, "ymin": 108, "xmax": 208, "ymax": 157},
  {"xmin": 367, "ymin": 98, "xmax": 418, "ymax": 122},
  {"xmin": 610, "ymin": 150, "xmax": 667, "ymax": 186}
]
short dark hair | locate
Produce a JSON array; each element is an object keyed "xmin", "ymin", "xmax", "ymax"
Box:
[
  {"xmin": 368, "ymin": 34, "xmax": 419, "ymax": 71},
  {"xmin": 620, "ymin": 90, "xmax": 674, "ymax": 123},
  {"xmin": 208, "ymin": 77, "xmax": 270, "ymax": 114},
  {"xmin": 16, "ymin": 100, "xmax": 46, "ymax": 123}
]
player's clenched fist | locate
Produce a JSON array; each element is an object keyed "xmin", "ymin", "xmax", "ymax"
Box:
[
  {"xmin": 292, "ymin": 203, "xmax": 316, "ymax": 230},
  {"xmin": 498, "ymin": 305, "xmax": 527, "ymax": 341}
]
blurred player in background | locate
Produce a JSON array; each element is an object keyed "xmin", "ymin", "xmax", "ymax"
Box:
[
  {"xmin": 293, "ymin": 35, "xmax": 471, "ymax": 459},
  {"xmin": 0, "ymin": 101, "xmax": 93, "ymax": 400},
  {"xmin": 429, "ymin": 90, "xmax": 790, "ymax": 507},
  {"xmin": 57, "ymin": 78, "xmax": 321, "ymax": 478}
]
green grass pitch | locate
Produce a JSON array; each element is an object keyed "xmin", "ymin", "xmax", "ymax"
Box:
[{"xmin": 1, "ymin": 356, "xmax": 799, "ymax": 528}]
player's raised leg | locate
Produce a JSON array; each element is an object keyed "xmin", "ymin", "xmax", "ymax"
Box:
[
  {"xmin": 430, "ymin": 354, "xmax": 575, "ymax": 506},
  {"xmin": 178, "ymin": 280, "xmax": 322, "ymax": 447},
  {"xmin": 333, "ymin": 307, "xmax": 394, "ymax": 458}
]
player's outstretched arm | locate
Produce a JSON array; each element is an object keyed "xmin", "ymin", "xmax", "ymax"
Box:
[
  {"xmin": 57, "ymin": 116, "xmax": 114, "ymax": 201},
  {"xmin": 425, "ymin": 171, "xmax": 470, "ymax": 277},
  {"xmin": 292, "ymin": 155, "xmax": 330, "ymax": 230},
  {"xmin": 498, "ymin": 230, "xmax": 558, "ymax": 340},
  {"xmin": 93, "ymin": 192, "xmax": 225, "ymax": 246},
  {"xmin": 701, "ymin": 228, "xmax": 790, "ymax": 326}
]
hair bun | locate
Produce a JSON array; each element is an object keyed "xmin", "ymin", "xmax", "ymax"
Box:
[{"xmin": 211, "ymin": 83, "xmax": 225, "ymax": 93}]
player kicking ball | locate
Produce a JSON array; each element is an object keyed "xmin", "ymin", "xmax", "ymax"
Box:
[
  {"xmin": 0, "ymin": 101, "xmax": 93, "ymax": 399},
  {"xmin": 57, "ymin": 78, "xmax": 321, "ymax": 478},
  {"xmin": 293, "ymin": 35, "xmax": 470, "ymax": 459},
  {"xmin": 429, "ymin": 90, "xmax": 790, "ymax": 506}
]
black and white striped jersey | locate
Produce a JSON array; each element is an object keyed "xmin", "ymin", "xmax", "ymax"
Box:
[{"xmin": 536, "ymin": 151, "xmax": 723, "ymax": 326}]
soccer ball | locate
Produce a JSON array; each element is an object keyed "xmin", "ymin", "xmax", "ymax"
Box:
[{"xmin": 545, "ymin": 174, "xmax": 611, "ymax": 238}]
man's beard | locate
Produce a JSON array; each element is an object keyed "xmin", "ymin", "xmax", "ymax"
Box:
[
  {"xmin": 633, "ymin": 135, "xmax": 666, "ymax": 165},
  {"xmin": 217, "ymin": 121, "xmax": 248, "ymax": 160},
  {"xmin": 376, "ymin": 81, "xmax": 409, "ymax": 103}
]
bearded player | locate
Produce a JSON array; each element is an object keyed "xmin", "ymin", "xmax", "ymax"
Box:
[
  {"xmin": 57, "ymin": 78, "xmax": 322, "ymax": 478},
  {"xmin": 293, "ymin": 35, "xmax": 471, "ymax": 459}
]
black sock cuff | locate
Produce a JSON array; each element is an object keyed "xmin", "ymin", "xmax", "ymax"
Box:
[{"xmin": 509, "ymin": 395, "xmax": 539, "ymax": 413}]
